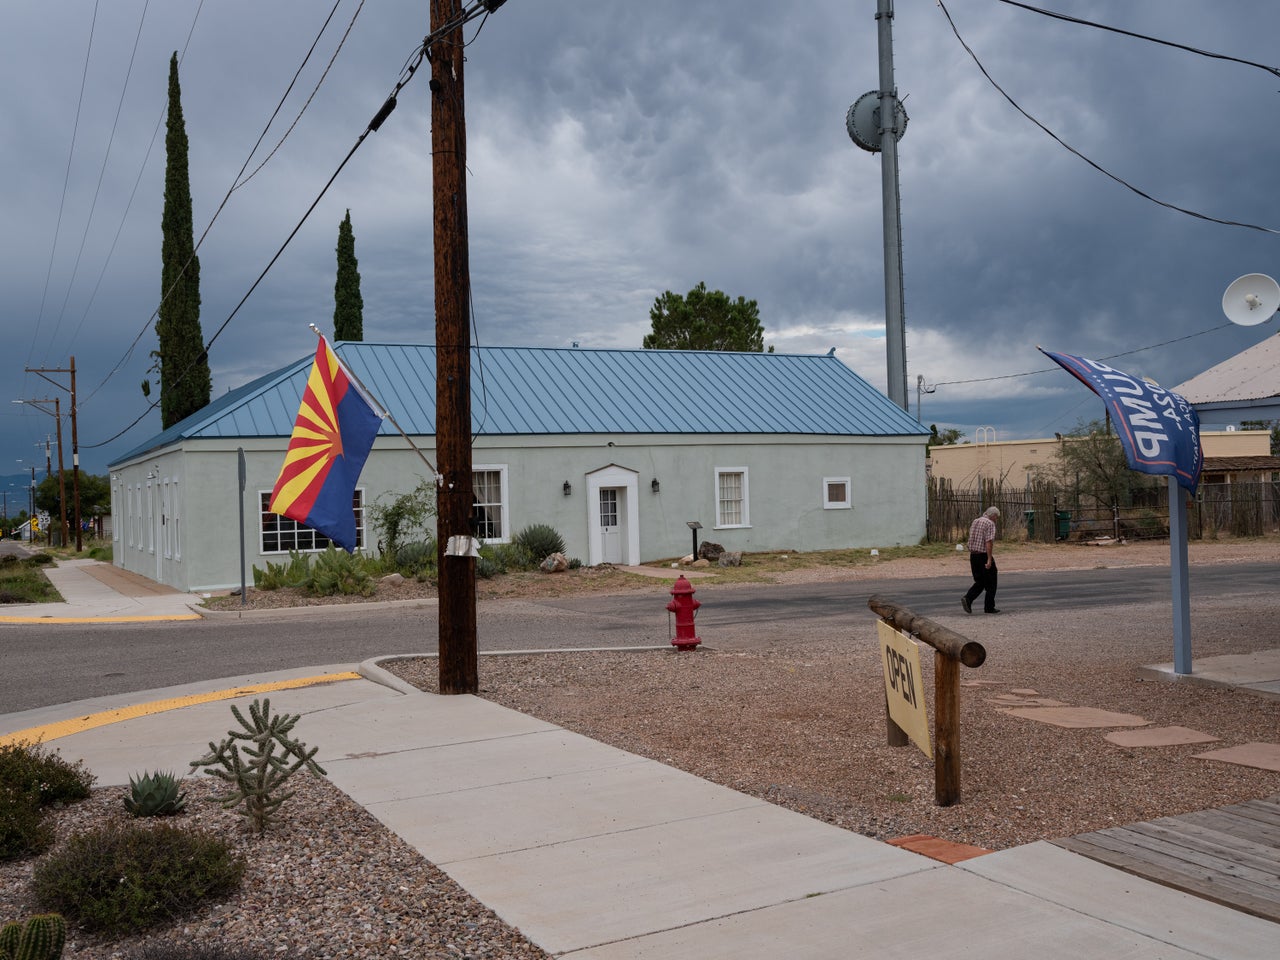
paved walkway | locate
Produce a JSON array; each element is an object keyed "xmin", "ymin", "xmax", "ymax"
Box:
[{"xmin": 1, "ymin": 557, "xmax": 1277, "ymax": 957}]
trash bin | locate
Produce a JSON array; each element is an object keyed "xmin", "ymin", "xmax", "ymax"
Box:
[
  {"xmin": 1054, "ymin": 511, "xmax": 1071, "ymax": 540},
  {"xmin": 1024, "ymin": 510, "xmax": 1036, "ymax": 537}
]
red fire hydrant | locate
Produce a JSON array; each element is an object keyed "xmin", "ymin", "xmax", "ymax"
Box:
[{"xmin": 667, "ymin": 575, "xmax": 702, "ymax": 651}]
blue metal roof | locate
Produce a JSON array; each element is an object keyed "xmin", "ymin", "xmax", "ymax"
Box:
[{"xmin": 111, "ymin": 343, "xmax": 927, "ymax": 464}]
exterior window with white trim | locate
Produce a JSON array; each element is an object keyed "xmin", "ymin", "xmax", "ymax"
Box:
[
  {"xmin": 823, "ymin": 477, "xmax": 852, "ymax": 510},
  {"xmin": 473, "ymin": 465, "xmax": 509, "ymax": 542},
  {"xmin": 259, "ymin": 490, "xmax": 365, "ymax": 553},
  {"xmin": 172, "ymin": 479, "xmax": 182, "ymax": 560},
  {"xmin": 146, "ymin": 481, "xmax": 154, "ymax": 554},
  {"xmin": 715, "ymin": 468, "xmax": 749, "ymax": 528},
  {"xmin": 162, "ymin": 480, "xmax": 172, "ymax": 559}
]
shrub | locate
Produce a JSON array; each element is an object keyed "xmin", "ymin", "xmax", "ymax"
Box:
[
  {"xmin": 0, "ymin": 784, "xmax": 51, "ymax": 861},
  {"xmin": 392, "ymin": 539, "xmax": 436, "ymax": 577},
  {"xmin": 370, "ymin": 479, "xmax": 437, "ymax": 560},
  {"xmin": 476, "ymin": 543, "xmax": 528, "ymax": 579},
  {"xmin": 190, "ymin": 698, "xmax": 326, "ymax": 835},
  {"xmin": 251, "ymin": 551, "xmax": 311, "ymax": 591},
  {"xmin": 23, "ymin": 554, "xmax": 54, "ymax": 567},
  {"xmin": 31, "ymin": 822, "xmax": 244, "ymax": 935},
  {"xmin": 512, "ymin": 523, "xmax": 566, "ymax": 564},
  {"xmin": 0, "ymin": 742, "xmax": 95, "ymax": 807},
  {"xmin": 308, "ymin": 546, "xmax": 373, "ymax": 597},
  {"xmin": 123, "ymin": 771, "xmax": 187, "ymax": 818}
]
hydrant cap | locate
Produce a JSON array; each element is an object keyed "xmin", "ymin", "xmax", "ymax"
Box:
[{"xmin": 669, "ymin": 574, "xmax": 695, "ymax": 596}]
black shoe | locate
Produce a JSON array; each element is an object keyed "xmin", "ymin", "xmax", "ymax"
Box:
[
  {"xmin": 961, "ymin": 596, "xmax": 972, "ymax": 614},
  {"xmin": 985, "ymin": 608, "xmax": 1001, "ymax": 614}
]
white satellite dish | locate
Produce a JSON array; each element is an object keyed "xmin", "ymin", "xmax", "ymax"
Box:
[{"xmin": 1222, "ymin": 273, "xmax": 1280, "ymax": 326}]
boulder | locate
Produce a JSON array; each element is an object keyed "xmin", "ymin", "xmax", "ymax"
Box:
[
  {"xmin": 380, "ymin": 573, "xmax": 405, "ymax": 586},
  {"xmin": 718, "ymin": 551, "xmax": 742, "ymax": 568},
  {"xmin": 540, "ymin": 552, "xmax": 569, "ymax": 573},
  {"xmin": 698, "ymin": 540, "xmax": 725, "ymax": 562}
]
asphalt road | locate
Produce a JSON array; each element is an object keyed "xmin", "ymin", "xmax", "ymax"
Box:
[{"xmin": 1, "ymin": 561, "xmax": 1276, "ymax": 715}]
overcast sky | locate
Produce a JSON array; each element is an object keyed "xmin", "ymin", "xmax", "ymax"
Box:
[{"xmin": 5, "ymin": 0, "xmax": 1280, "ymax": 479}]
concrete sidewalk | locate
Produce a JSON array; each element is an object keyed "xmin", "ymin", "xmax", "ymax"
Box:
[
  {"xmin": 0, "ymin": 663, "xmax": 1274, "ymax": 959},
  {"xmin": 0, "ymin": 557, "xmax": 203, "ymax": 622}
]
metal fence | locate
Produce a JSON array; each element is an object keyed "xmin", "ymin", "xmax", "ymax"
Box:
[{"xmin": 927, "ymin": 478, "xmax": 1280, "ymax": 544}]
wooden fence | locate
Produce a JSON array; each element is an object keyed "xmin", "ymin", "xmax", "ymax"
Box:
[{"xmin": 928, "ymin": 478, "xmax": 1280, "ymax": 544}]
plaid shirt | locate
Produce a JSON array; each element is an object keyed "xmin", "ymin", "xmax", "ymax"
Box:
[{"xmin": 967, "ymin": 515, "xmax": 996, "ymax": 553}]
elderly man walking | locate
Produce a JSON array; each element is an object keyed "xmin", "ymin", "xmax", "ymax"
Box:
[{"xmin": 961, "ymin": 506, "xmax": 1001, "ymax": 614}]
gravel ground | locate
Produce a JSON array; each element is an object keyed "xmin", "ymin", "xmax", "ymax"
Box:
[{"xmin": 5, "ymin": 538, "xmax": 1278, "ymax": 957}]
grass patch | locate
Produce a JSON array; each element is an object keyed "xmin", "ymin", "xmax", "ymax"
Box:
[
  {"xmin": 0, "ymin": 556, "xmax": 63, "ymax": 604},
  {"xmin": 639, "ymin": 543, "xmax": 960, "ymax": 585}
]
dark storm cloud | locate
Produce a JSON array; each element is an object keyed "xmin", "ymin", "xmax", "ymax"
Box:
[{"xmin": 4, "ymin": 0, "xmax": 1280, "ymax": 476}]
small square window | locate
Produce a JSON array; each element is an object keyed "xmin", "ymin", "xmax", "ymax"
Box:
[{"xmin": 823, "ymin": 477, "xmax": 852, "ymax": 510}]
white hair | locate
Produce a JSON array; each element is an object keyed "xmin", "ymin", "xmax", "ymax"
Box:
[{"xmin": 983, "ymin": 506, "xmax": 1001, "ymax": 518}]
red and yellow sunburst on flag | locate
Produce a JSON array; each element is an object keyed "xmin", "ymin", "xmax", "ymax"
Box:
[{"xmin": 268, "ymin": 337, "xmax": 381, "ymax": 551}]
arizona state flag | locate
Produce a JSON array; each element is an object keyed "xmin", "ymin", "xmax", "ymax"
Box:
[{"xmin": 269, "ymin": 337, "xmax": 381, "ymax": 551}]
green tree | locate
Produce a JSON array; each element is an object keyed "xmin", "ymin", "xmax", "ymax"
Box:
[
  {"xmin": 333, "ymin": 209, "xmax": 364, "ymax": 341},
  {"xmin": 1030, "ymin": 420, "xmax": 1159, "ymax": 508},
  {"xmin": 927, "ymin": 424, "xmax": 964, "ymax": 449},
  {"xmin": 642, "ymin": 282, "xmax": 770, "ymax": 352},
  {"xmin": 156, "ymin": 51, "xmax": 211, "ymax": 429}
]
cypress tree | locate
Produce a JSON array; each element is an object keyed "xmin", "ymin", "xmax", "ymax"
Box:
[
  {"xmin": 157, "ymin": 52, "xmax": 211, "ymax": 428},
  {"xmin": 333, "ymin": 209, "xmax": 364, "ymax": 341}
]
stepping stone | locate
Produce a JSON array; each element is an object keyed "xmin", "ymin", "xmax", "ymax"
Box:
[
  {"xmin": 1104, "ymin": 726, "xmax": 1220, "ymax": 748},
  {"xmin": 986, "ymin": 695, "xmax": 1068, "ymax": 707},
  {"xmin": 886, "ymin": 834, "xmax": 992, "ymax": 864},
  {"xmin": 1009, "ymin": 688, "xmax": 1039, "ymax": 696},
  {"xmin": 999, "ymin": 706, "xmax": 1150, "ymax": 729},
  {"xmin": 1193, "ymin": 742, "xmax": 1280, "ymax": 772}
]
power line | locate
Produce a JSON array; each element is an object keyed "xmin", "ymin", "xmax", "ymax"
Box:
[
  {"xmin": 935, "ymin": 0, "xmax": 1280, "ymax": 236},
  {"xmin": 994, "ymin": 0, "xmax": 1280, "ymax": 80},
  {"xmin": 933, "ymin": 322, "xmax": 1234, "ymax": 388},
  {"xmin": 85, "ymin": 0, "xmax": 504, "ymax": 450},
  {"xmin": 82, "ymin": 0, "xmax": 356, "ymax": 409}
]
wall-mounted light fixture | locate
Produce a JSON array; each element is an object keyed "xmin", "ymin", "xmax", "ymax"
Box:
[
  {"xmin": 563, "ymin": 480, "xmax": 572, "ymax": 496},
  {"xmin": 651, "ymin": 478, "xmax": 660, "ymax": 493}
]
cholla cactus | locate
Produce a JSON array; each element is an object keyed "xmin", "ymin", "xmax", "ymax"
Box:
[
  {"xmin": 0, "ymin": 914, "xmax": 66, "ymax": 960},
  {"xmin": 189, "ymin": 698, "xmax": 326, "ymax": 834},
  {"xmin": 123, "ymin": 770, "xmax": 187, "ymax": 817}
]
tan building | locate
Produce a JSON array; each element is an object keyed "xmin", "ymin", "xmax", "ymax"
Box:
[{"xmin": 928, "ymin": 430, "xmax": 1269, "ymax": 489}]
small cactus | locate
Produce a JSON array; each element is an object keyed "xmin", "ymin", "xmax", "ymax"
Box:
[
  {"xmin": 123, "ymin": 771, "xmax": 187, "ymax": 817},
  {"xmin": 0, "ymin": 914, "xmax": 66, "ymax": 960}
]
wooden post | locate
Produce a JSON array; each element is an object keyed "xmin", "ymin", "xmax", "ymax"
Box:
[
  {"xmin": 933, "ymin": 650, "xmax": 960, "ymax": 805},
  {"xmin": 431, "ymin": 0, "xmax": 478, "ymax": 695},
  {"xmin": 70, "ymin": 356, "xmax": 82, "ymax": 552},
  {"xmin": 869, "ymin": 595, "xmax": 985, "ymax": 806}
]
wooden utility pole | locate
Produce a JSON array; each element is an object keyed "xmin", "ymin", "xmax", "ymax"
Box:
[
  {"xmin": 431, "ymin": 0, "xmax": 478, "ymax": 694},
  {"xmin": 24, "ymin": 360, "xmax": 82, "ymax": 551}
]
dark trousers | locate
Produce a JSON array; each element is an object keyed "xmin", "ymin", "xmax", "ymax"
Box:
[{"xmin": 965, "ymin": 552, "xmax": 998, "ymax": 612}]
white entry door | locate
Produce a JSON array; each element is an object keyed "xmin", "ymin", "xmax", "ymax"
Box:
[{"xmin": 598, "ymin": 488, "xmax": 623, "ymax": 564}]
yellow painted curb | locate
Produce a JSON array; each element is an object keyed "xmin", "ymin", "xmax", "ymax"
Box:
[
  {"xmin": 0, "ymin": 614, "xmax": 203, "ymax": 624},
  {"xmin": 0, "ymin": 672, "xmax": 361, "ymax": 748}
]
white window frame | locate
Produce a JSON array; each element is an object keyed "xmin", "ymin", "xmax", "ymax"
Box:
[
  {"xmin": 258, "ymin": 489, "xmax": 366, "ymax": 553},
  {"xmin": 472, "ymin": 464, "xmax": 510, "ymax": 543},
  {"xmin": 714, "ymin": 467, "xmax": 750, "ymax": 529},
  {"xmin": 162, "ymin": 480, "xmax": 172, "ymax": 559},
  {"xmin": 172, "ymin": 478, "xmax": 182, "ymax": 560},
  {"xmin": 145, "ymin": 480, "xmax": 154, "ymax": 554},
  {"xmin": 111, "ymin": 481, "xmax": 120, "ymax": 543},
  {"xmin": 823, "ymin": 476, "xmax": 852, "ymax": 510}
]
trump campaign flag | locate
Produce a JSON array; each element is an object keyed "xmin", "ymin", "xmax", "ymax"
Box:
[
  {"xmin": 269, "ymin": 337, "xmax": 382, "ymax": 551},
  {"xmin": 1039, "ymin": 348, "xmax": 1203, "ymax": 494}
]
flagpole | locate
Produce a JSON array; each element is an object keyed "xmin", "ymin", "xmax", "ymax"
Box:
[{"xmin": 309, "ymin": 325, "xmax": 438, "ymax": 476}]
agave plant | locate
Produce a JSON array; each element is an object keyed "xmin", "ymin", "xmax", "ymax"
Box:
[{"xmin": 123, "ymin": 771, "xmax": 187, "ymax": 818}]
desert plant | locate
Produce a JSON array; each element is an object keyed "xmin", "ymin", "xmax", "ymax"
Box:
[
  {"xmin": 512, "ymin": 523, "xmax": 566, "ymax": 564},
  {"xmin": 123, "ymin": 771, "xmax": 187, "ymax": 818},
  {"xmin": 189, "ymin": 698, "xmax": 326, "ymax": 834},
  {"xmin": 369, "ymin": 478, "xmax": 437, "ymax": 560},
  {"xmin": 251, "ymin": 551, "xmax": 312, "ymax": 591},
  {"xmin": 0, "ymin": 742, "xmax": 94, "ymax": 807},
  {"xmin": 392, "ymin": 539, "xmax": 436, "ymax": 577},
  {"xmin": 31, "ymin": 822, "xmax": 244, "ymax": 936},
  {"xmin": 0, "ymin": 784, "xmax": 50, "ymax": 862},
  {"xmin": 308, "ymin": 546, "xmax": 373, "ymax": 597},
  {"xmin": 0, "ymin": 913, "xmax": 65, "ymax": 960}
]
